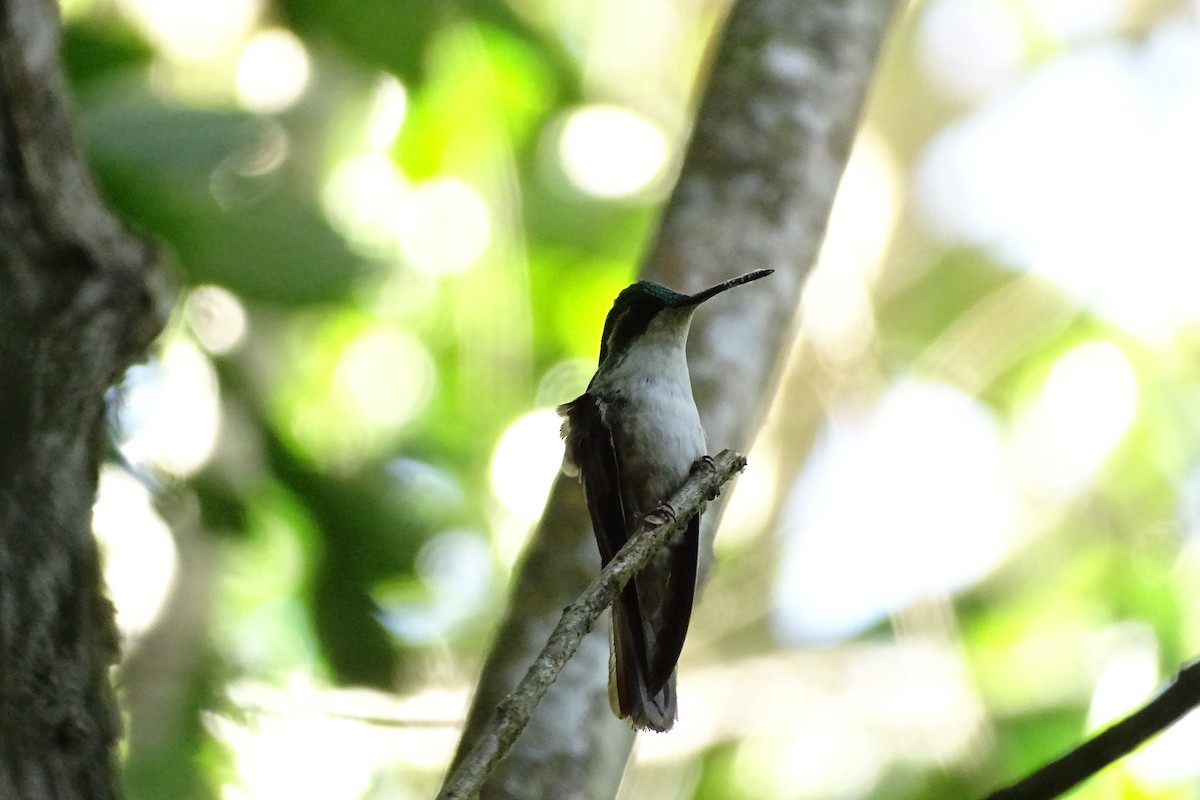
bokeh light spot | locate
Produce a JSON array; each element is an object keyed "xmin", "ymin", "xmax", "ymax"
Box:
[
  {"xmin": 322, "ymin": 153, "xmax": 409, "ymax": 258},
  {"xmin": 236, "ymin": 28, "xmax": 310, "ymax": 113},
  {"xmin": 773, "ymin": 379, "xmax": 1019, "ymax": 642},
  {"xmin": 398, "ymin": 177, "xmax": 492, "ymax": 275},
  {"xmin": 116, "ymin": 338, "xmax": 221, "ymax": 477},
  {"xmin": 490, "ymin": 408, "xmax": 565, "ymax": 519},
  {"xmin": 379, "ymin": 530, "xmax": 493, "ymax": 643},
  {"xmin": 333, "ymin": 328, "xmax": 435, "ymax": 432},
  {"xmin": 558, "ymin": 104, "xmax": 669, "ymax": 198},
  {"xmin": 93, "ymin": 466, "xmax": 178, "ymax": 641},
  {"xmin": 1126, "ymin": 703, "xmax": 1200, "ymax": 785},
  {"xmin": 914, "ymin": 29, "xmax": 1200, "ymax": 339},
  {"xmin": 186, "ymin": 284, "xmax": 248, "ymax": 355},
  {"xmin": 212, "ymin": 678, "xmax": 465, "ymax": 798},
  {"xmin": 1028, "ymin": 0, "xmax": 1125, "ymax": 43},
  {"xmin": 716, "ymin": 446, "xmax": 779, "ymax": 551},
  {"xmin": 1086, "ymin": 624, "xmax": 1158, "ymax": 732},
  {"xmin": 364, "ymin": 77, "xmax": 408, "ymax": 151},
  {"xmin": 734, "ymin": 713, "xmax": 883, "ymax": 798},
  {"xmin": 116, "ymin": 0, "xmax": 260, "ymax": 64},
  {"xmin": 216, "ymin": 680, "xmax": 389, "ymax": 800},
  {"xmin": 916, "ymin": 0, "xmax": 1024, "ymax": 103},
  {"xmin": 1012, "ymin": 341, "xmax": 1138, "ymax": 499}
]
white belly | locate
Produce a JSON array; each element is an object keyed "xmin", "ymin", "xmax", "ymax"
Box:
[
  {"xmin": 612, "ymin": 380, "xmax": 706, "ymax": 514},
  {"xmin": 589, "ymin": 324, "xmax": 708, "ymax": 514}
]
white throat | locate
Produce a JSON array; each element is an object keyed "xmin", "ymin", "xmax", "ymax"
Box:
[{"xmin": 595, "ymin": 309, "xmax": 694, "ymax": 391}]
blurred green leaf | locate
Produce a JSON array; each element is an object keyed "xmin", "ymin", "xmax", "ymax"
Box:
[
  {"xmin": 262, "ymin": 427, "xmax": 446, "ymax": 687},
  {"xmin": 276, "ymin": 0, "xmax": 574, "ymax": 90},
  {"xmin": 395, "ymin": 23, "xmax": 561, "ymax": 180},
  {"xmin": 62, "ymin": 20, "xmax": 154, "ymax": 92},
  {"xmin": 83, "ymin": 95, "xmax": 368, "ymax": 303},
  {"xmin": 278, "ymin": 0, "xmax": 439, "ymax": 82}
]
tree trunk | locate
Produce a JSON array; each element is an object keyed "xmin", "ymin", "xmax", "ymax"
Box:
[
  {"xmin": 0, "ymin": 0, "xmax": 166, "ymax": 796},
  {"xmin": 447, "ymin": 0, "xmax": 898, "ymax": 797}
]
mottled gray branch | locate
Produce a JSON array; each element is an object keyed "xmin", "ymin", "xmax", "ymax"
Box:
[
  {"xmin": 0, "ymin": 0, "xmax": 167, "ymax": 796},
  {"xmin": 984, "ymin": 659, "xmax": 1200, "ymax": 800},
  {"xmin": 448, "ymin": 0, "xmax": 895, "ymax": 797},
  {"xmin": 438, "ymin": 450, "xmax": 747, "ymax": 800}
]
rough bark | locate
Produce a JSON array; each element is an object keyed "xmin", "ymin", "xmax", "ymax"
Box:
[
  {"xmin": 448, "ymin": 0, "xmax": 898, "ymax": 796},
  {"xmin": 0, "ymin": 0, "xmax": 167, "ymax": 796}
]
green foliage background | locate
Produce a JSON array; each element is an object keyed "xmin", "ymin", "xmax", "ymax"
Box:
[{"xmin": 61, "ymin": 0, "xmax": 1200, "ymax": 798}]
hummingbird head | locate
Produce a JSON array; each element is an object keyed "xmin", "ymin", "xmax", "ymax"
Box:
[{"xmin": 597, "ymin": 269, "xmax": 773, "ymax": 365}]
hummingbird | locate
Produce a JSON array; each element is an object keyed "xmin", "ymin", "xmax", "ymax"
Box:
[{"xmin": 558, "ymin": 268, "xmax": 773, "ymax": 731}]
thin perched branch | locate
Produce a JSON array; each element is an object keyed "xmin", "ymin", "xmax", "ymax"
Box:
[
  {"xmin": 985, "ymin": 659, "xmax": 1200, "ymax": 800},
  {"xmin": 437, "ymin": 449, "xmax": 748, "ymax": 800}
]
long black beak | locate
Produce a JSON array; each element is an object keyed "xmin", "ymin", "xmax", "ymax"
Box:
[{"xmin": 682, "ymin": 269, "xmax": 774, "ymax": 306}]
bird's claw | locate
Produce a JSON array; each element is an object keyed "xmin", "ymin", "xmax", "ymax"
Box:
[
  {"xmin": 691, "ymin": 455, "xmax": 720, "ymax": 500},
  {"xmin": 643, "ymin": 502, "xmax": 677, "ymax": 527},
  {"xmin": 645, "ymin": 456, "xmax": 717, "ymax": 526}
]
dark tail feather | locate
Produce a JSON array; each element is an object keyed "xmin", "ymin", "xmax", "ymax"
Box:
[
  {"xmin": 646, "ymin": 515, "xmax": 699, "ymax": 695},
  {"xmin": 610, "ymin": 601, "xmax": 677, "ymax": 732}
]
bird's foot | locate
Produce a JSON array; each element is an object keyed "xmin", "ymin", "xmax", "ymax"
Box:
[
  {"xmin": 690, "ymin": 455, "xmax": 720, "ymax": 500},
  {"xmin": 643, "ymin": 502, "xmax": 677, "ymax": 528}
]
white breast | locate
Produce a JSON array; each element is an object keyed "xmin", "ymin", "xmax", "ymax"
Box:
[{"xmin": 594, "ymin": 321, "xmax": 707, "ymax": 514}]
